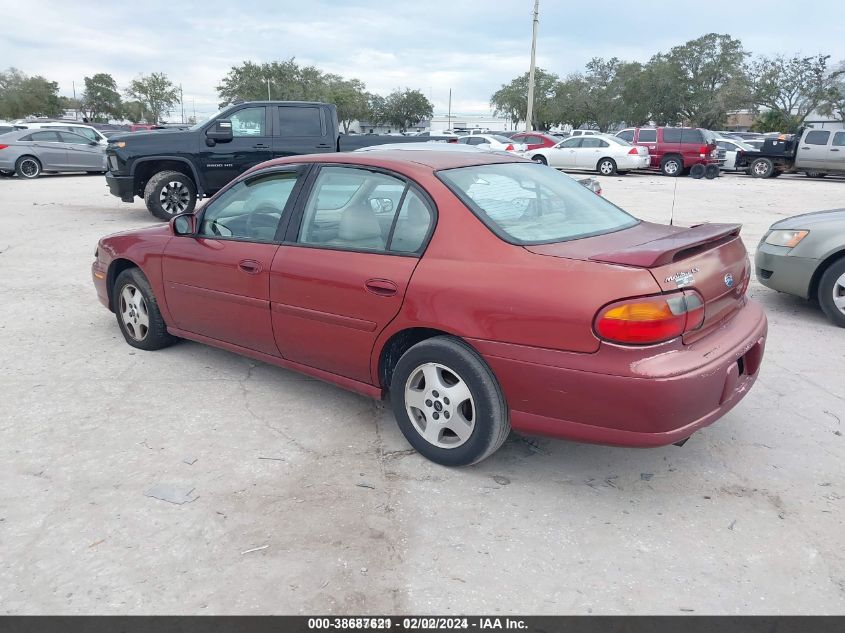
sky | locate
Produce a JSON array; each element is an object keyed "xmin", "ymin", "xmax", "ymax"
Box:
[{"xmin": 1, "ymin": 0, "xmax": 844, "ymax": 121}]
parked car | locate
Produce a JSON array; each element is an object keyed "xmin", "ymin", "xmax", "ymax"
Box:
[
  {"xmin": 455, "ymin": 134, "xmax": 527, "ymax": 152},
  {"xmin": 129, "ymin": 124, "xmax": 167, "ymax": 132},
  {"xmin": 717, "ymin": 131, "xmax": 763, "ymax": 141},
  {"xmin": 509, "ymin": 132, "xmax": 562, "ymax": 150},
  {"xmin": 92, "ymin": 150, "xmax": 766, "ymax": 466},
  {"xmin": 0, "ymin": 128, "xmax": 107, "ymax": 178},
  {"xmin": 615, "ymin": 127, "xmax": 720, "ymax": 176},
  {"xmin": 527, "ymin": 135, "xmax": 650, "ymax": 175},
  {"xmin": 716, "ymin": 138, "xmax": 757, "ymax": 171},
  {"xmin": 756, "ymin": 209, "xmax": 845, "ymax": 327},
  {"xmin": 13, "ymin": 121, "xmax": 109, "ymax": 144},
  {"xmin": 737, "ymin": 128, "xmax": 845, "ymax": 178},
  {"xmin": 570, "ymin": 129, "xmax": 603, "ymax": 137}
]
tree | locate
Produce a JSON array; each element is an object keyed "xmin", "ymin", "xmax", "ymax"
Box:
[
  {"xmin": 327, "ymin": 77, "xmax": 369, "ymax": 133},
  {"xmin": 819, "ymin": 61, "xmax": 845, "ymax": 123},
  {"xmin": 126, "ymin": 72, "xmax": 179, "ymax": 124},
  {"xmin": 82, "ymin": 73, "xmax": 122, "ymax": 122},
  {"xmin": 364, "ymin": 93, "xmax": 388, "ymax": 127},
  {"xmin": 751, "ymin": 109, "xmax": 801, "ymax": 133},
  {"xmin": 575, "ymin": 57, "xmax": 630, "ymax": 131},
  {"xmin": 551, "ymin": 74, "xmax": 591, "ymax": 129},
  {"xmin": 490, "ymin": 69, "xmax": 560, "ymax": 129},
  {"xmin": 749, "ymin": 54, "xmax": 842, "ymax": 126},
  {"xmin": 0, "ymin": 68, "xmax": 62, "ymax": 119},
  {"xmin": 382, "ymin": 88, "xmax": 433, "ymax": 131},
  {"xmin": 122, "ymin": 100, "xmax": 150, "ymax": 124}
]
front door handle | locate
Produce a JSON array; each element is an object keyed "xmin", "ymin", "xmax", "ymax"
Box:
[
  {"xmin": 831, "ymin": 148, "xmax": 840, "ymax": 152},
  {"xmin": 252, "ymin": 143, "xmax": 270, "ymax": 149},
  {"xmin": 316, "ymin": 143, "xmax": 333, "ymax": 148},
  {"xmin": 238, "ymin": 259, "xmax": 263, "ymax": 275},
  {"xmin": 365, "ymin": 279, "xmax": 397, "ymax": 296}
]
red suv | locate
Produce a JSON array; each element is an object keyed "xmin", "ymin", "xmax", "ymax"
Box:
[
  {"xmin": 615, "ymin": 127, "xmax": 719, "ymax": 176},
  {"xmin": 510, "ymin": 132, "xmax": 561, "ymax": 151}
]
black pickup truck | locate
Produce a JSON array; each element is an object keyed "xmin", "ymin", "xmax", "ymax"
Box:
[{"xmin": 106, "ymin": 100, "xmax": 438, "ymax": 220}]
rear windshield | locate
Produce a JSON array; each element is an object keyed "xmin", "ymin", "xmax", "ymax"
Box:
[
  {"xmin": 438, "ymin": 162, "xmax": 638, "ymax": 245},
  {"xmin": 490, "ymin": 134, "xmax": 513, "ymax": 143}
]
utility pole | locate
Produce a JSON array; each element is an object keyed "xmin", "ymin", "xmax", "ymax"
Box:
[
  {"xmin": 180, "ymin": 84, "xmax": 185, "ymax": 124},
  {"xmin": 267, "ymin": 78, "xmax": 271, "ymax": 101},
  {"xmin": 525, "ymin": 0, "xmax": 539, "ymax": 132},
  {"xmin": 447, "ymin": 88, "xmax": 452, "ymax": 131},
  {"xmin": 72, "ymin": 81, "xmax": 77, "ymax": 120}
]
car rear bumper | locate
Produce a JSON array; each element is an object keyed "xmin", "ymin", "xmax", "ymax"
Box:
[
  {"xmin": 619, "ymin": 155, "xmax": 650, "ymax": 170},
  {"xmin": 471, "ymin": 299, "xmax": 767, "ymax": 447},
  {"xmin": 106, "ymin": 172, "xmax": 135, "ymax": 202},
  {"xmin": 755, "ymin": 243, "xmax": 818, "ymax": 299}
]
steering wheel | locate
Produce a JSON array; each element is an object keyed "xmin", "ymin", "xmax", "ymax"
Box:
[{"xmin": 245, "ymin": 204, "xmax": 280, "ymax": 239}]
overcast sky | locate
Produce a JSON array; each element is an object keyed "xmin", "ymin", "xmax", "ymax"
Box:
[{"xmin": 2, "ymin": 0, "xmax": 844, "ymax": 120}]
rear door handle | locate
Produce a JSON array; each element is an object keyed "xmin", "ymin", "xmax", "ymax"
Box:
[
  {"xmin": 365, "ymin": 279, "xmax": 397, "ymax": 296},
  {"xmin": 252, "ymin": 143, "xmax": 270, "ymax": 149},
  {"xmin": 316, "ymin": 143, "xmax": 333, "ymax": 148},
  {"xmin": 238, "ymin": 259, "xmax": 263, "ymax": 275}
]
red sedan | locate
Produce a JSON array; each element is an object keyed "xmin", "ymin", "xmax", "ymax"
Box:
[
  {"xmin": 510, "ymin": 132, "xmax": 562, "ymax": 150},
  {"xmin": 92, "ymin": 151, "xmax": 767, "ymax": 466}
]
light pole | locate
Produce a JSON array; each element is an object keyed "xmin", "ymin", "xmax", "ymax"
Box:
[{"xmin": 525, "ymin": 0, "xmax": 539, "ymax": 132}]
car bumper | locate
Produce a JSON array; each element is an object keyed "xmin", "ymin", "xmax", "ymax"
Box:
[
  {"xmin": 754, "ymin": 242, "xmax": 818, "ymax": 299},
  {"xmin": 619, "ymin": 155, "xmax": 650, "ymax": 170},
  {"xmin": 471, "ymin": 299, "xmax": 767, "ymax": 447},
  {"xmin": 91, "ymin": 261, "xmax": 110, "ymax": 310},
  {"xmin": 106, "ymin": 172, "xmax": 135, "ymax": 202}
]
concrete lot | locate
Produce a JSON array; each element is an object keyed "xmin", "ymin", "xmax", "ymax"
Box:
[{"xmin": 0, "ymin": 170, "xmax": 843, "ymax": 614}]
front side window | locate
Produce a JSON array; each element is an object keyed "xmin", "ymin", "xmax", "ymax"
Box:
[
  {"xmin": 805, "ymin": 130, "xmax": 830, "ymax": 145},
  {"xmin": 199, "ymin": 171, "xmax": 299, "ymax": 242},
  {"xmin": 60, "ymin": 132, "xmax": 92, "ymax": 144},
  {"xmin": 439, "ymin": 162, "xmax": 637, "ymax": 245},
  {"xmin": 71, "ymin": 127, "xmax": 99, "ymax": 141},
  {"xmin": 298, "ymin": 166, "xmax": 433, "ymax": 254},
  {"xmin": 230, "ymin": 107, "xmax": 266, "ymax": 137},
  {"xmin": 637, "ymin": 129, "xmax": 657, "ymax": 143}
]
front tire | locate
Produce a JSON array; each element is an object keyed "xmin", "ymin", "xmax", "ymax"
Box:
[
  {"xmin": 15, "ymin": 156, "xmax": 41, "ymax": 179},
  {"xmin": 749, "ymin": 157, "xmax": 774, "ymax": 178},
  {"xmin": 818, "ymin": 258, "xmax": 845, "ymax": 328},
  {"xmin": 389, "ymin": 336, "xmax": 510, "ymax": 466},
  {"xmin": 144, "ymin": 170, "xmax": 197, "ymax": 221},
  {"xmin": 113, "ymin": 268, "xmax": 176, "ymax": 350},
  {"xmin": 596, "ymin": 157, "xmax": 617, "ymax": 176},
  {"xmin": 531, "ymin": 155, "xmax": 547, "ymax": 165},
  {"xmin": 660, "ymin": 155, "xmax": 682, "ymax": 177}
]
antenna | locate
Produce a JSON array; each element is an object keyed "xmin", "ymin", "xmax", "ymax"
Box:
[{"xmin": 669, "ymin": 173, "xmax": 678, "ymax": 226}]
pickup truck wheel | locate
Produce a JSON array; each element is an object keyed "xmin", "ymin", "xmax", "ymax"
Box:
[
  {"xmin": 660, "ymin": 156, "xmax": 682, "ymax": 177},
  {"xmin": 818, "ymin": 258, "xmax": 845, "ymax": 328},
  {"xmin": 390, "ymin": 336, "xmax": 510, "ymax": 466},
  {"xmin": 749, "ymin": 157, "xmax": 774, "ymax": 178},
  {"xmin": 144, "ymin": 170, "xmax": 196, "ymax": 221}
]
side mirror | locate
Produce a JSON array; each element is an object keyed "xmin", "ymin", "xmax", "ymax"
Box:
[
  {"xmin": 89, "ymin": 140, "xmax": 98, "ymax": 146},
  {"xmin": 206, "ymin": 119, "xmax": 233, "ymax": 144},
  {"xmin": 171, "ymin": 213, "xmax": 196, "ymax": 236},
  {"xmin": 369, "ymin": 198, "xmax": 394, "ymax": 214}
]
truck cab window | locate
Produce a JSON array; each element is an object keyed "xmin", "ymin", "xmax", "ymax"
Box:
[{"xmin": 230, "ymin": 108, "xmax": 266, "ymax": 137}]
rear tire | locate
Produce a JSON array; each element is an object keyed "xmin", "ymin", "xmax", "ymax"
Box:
[
  {"xmin": 749, "ymin": 157, "xmax": 774, "ymax": 178},
  {"xmin": 532, "ymin": 155, "xmax": 547, "ymax": 165},
  {"xmin": 144, "ymin": 170, "xmax": 197, "ymax": 221},
  {"xmin": 389, "ymin": 336, "xmax": 510, "ymax": 466},
  {"xmin": 596, "ymin": 157, "xmax": 617, "ymax": 176},
  {"xmin": 15, "ymin": 156, "xmax": 41, "ymax": 179},
  {"xmin": 113, "ymin": 268, "xmax": 176, "ymax": 350},
  {"xmin": 660, "ymin": 155, "xmax": 682, "ymax": 177},
  {"xmin": 0, "ymin": 169, "xmax": 13, "ymax": 177},
  {"xmin": 818, "ymin": 258, "xmax": 845, "ymax": 328}
]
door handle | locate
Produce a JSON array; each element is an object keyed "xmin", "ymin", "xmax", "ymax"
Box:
[
  {"xmin": 252, "ymin": 143, "xmax": 270, "ymax": 149},
  {"xmin": 365, "ymin": 279, "xmax": 398, "ymax": 296},
  {"xmin": 831, "ymin": 148, "xmax": 840, "ymax": 152},
  {"xmin": 238, "ymin": 259, "xmax": 263, "ymax": 275},
  {"xmin": 316, "ymin": 143, "xmax": 333, "ymax": 148},
  {"xmin": 801, "ymin": 146, "xmax": 810, "ymax": 150}
]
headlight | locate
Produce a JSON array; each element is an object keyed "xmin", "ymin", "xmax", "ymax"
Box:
[
  {"xmin": 109, "ymin": 141, "xmax": 126, "ymax": 149},
  {"xmin": 764, "ymin": 229, "xmax": 809, "ymax": 248}
]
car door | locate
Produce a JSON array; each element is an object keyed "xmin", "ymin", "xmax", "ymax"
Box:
[
  {"xmin": 635, "ymin": 128, "xmax": 659, "ymax": 167},
  {"xmin": 200, "ymin": 105, "xmax": 273, "ymax": 192},
  {"xmin": 272, "ymin": 105, "xmax": 335, "ymax": 158},
  {"xmin": 575, "ymin": 137, "xmax": 607, "ymax": 169},
  {"xmin": 161, "ymin": 167, "xmax": 306, "ymax": 355},
  {"xmin": 828, "ymin": 131, "xmax": 845, "ymax": 172},
  {"xmin": 59, "ymin": 131, "xmax": 105, "ymax": 170},
  {"xmin": 797, "ymin": 130, "xmax": 831, "ymax": 170},
  {"xmin": 549, "ymin": 137, "xmax": 581, "ymax": 168},
  {"xmin": 270, "ymin": 164, "xmax": 434, "ymax": 383},
  {"xmin": 25, "ymin": 130, "xmax": 68, "ymax": 169}
]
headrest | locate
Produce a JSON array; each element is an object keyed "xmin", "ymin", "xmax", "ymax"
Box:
[
  {"xmin": 338, "ymin": 205, "xmax": 383, "ymax": 242},
  {"xmin": 407, "ymin": 197, "xmax": 429, "ymax": 223}
]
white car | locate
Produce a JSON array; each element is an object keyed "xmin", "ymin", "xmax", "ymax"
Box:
[
  {"xmin": 455, "ymin": 134, "xmax": 527, "ymax": 153},
  {"xmin": 715, "ymin": 137, "xmax": 757, "ymax": 171},
  {"xmin": 570, "ymin": 129, "xmax": 603, "ymax": 137},
  {"xmin": 15, "ymin": 121, "xmax": 108, "ymax": 145},
  {"xmin": 526, "ymin": 135, "xmax": 650, "ymax": 175}
]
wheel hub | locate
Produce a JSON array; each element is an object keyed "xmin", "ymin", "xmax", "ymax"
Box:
[{"xmin": 404, "ymin": 362, "xmax": 475, "ymax": 449}]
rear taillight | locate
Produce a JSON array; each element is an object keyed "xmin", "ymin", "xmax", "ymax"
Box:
[
  {"xmin": 628, "ymin": 147, "xmax": 638, "ymax": 155},
  {"xmin": 594, "ymin": 290, "xmax": 705, "ymax": 345},
  {"xmin": 0, "ymin": 144, "xmax": 8, "ymax": 150},
  {"xmin": 505, "ymin": 144, "xmax": 514, "ymax": 151}
]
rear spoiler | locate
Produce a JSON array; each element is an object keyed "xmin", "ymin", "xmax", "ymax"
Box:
[{"xmin": 590, "ymin": 223, "xmax": 742, "ymax": 268}]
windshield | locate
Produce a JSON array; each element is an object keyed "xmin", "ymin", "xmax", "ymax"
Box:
[
  {"xmin": 189, "ymin": 106, "xmax": 230, "ymax": 130},
  {"xmin": 490, "ymin": 135, "xmax": 514, "ymax": 144},
  {"xmin": 438, "ymin": 162, "xmax": 638, "ymax": 244}
]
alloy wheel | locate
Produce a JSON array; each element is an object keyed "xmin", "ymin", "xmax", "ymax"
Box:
[
  {"xmin": 832, "ymin": 272, "xmax": 845, "ymax": 316},
  {"xmin": 664, "ymin": 160, "xmax": 680, "ymax": 175},
  {"xmin": 404, "ymin": 362, "xmax": 475, "ymax": 449},
  {"xmin": 159, "ymin": 181, "xmax": 191, "ymax": 215},
  {"xmin": 119, "ymin": 284, "xmax": 150, "ymax": 341},
  {"xmin": 599, "ymin": 160, "xmax": 614, "ymax": 175},
  {"xmin": 19, "ymin": 159, "xmax": 39, "ymax": 178}
]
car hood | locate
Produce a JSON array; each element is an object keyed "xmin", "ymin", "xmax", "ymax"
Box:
[
  {"xmin": 105, "ymin": 223, "xmax": 172, "ymax": 240},
  {"xmin": 770, "ymin": 208, "xmax": 845, "ymax": 229}
]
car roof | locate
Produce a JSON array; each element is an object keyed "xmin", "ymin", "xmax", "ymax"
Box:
[{"xmin": 256, "ymin": 149, "xmax": 524, "ymax": 172}]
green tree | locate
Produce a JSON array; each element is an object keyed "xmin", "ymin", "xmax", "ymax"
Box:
[
  {"xmin": 125, "ymin": 72, "xmax": 179, "ymax": 124},
  {"xmin": 749, "ymin": 54, "xmax": 842, "ymax": 125},
  {"xmin": 490, "ymin": 68, "xmax": 560, "ymax": 129},
  {"xmin": 327, "ymin": 77, "xmax": 369, "ymax": 133},
  {"xmin": 122, "ymin": 100, "xmax": 150, "ymax": 123},
  {"xmin": 551, "ymin": 74, "xmax": 591, "ymax": 129},
  {"xmin": 363, "ymin": 93, "xmax": 388, "ymax": 127},
  {"xmin": 382, "ymin": 88, "xmax": 433, "ymax": 131},
  {"xmin": 615, "ymin": 61, "xmax": 652, "ymax": 127},
  {"xmin": 751, "ymin": 109, "xmax": 801, "ymax": 133},
  {"xmin": 0, "ymin": 68, "xmax": 62, "ymax": 118},
  {"xmin": 82, "ymin": 73, "xmax": 122, "ymax": 122},
  {"xmin": 817, "ymin": 61, "xmax": 845, "ymax": 123}
]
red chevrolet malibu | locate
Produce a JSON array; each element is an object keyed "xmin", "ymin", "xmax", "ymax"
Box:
[{"xmin": 92, "ymin": 151, "xmax": 767, "ymax": 466}]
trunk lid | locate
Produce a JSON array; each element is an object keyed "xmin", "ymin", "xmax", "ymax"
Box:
[{"xmin": 526, "ymin": 222, "xmax": 750, "ymax": 343}]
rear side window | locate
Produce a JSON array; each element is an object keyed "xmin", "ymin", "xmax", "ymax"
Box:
[
  {"xmin": 833, "ymin": 131, "xmax": 845, "ymax": 147},
  {"xmin": 581, "ymin": 138, "xmax": 608, "ymax": 148},
  {"xmin": 805, "ymin": 130, "xmax": 830, "ymax": 145},
  {"xmin": 439, "ymin": 162, "xmax": 637, "ymax": 245},
  {"xmin": 29, "ymin": 131, "xmax": 62, "ymax": 142},
  {"xmin": 616, "ymin": 130, "xmax": 635, "ymax": 142},
  {"xmin": 279, "ymin": 106, "xmax": 323, "ymax": 137},
  {"xmin": 637, "ymin": 129, "xmax": 657, "ymax": 143},
  {"xmin": 663, "ymin": 128, "xmax": 704, "ymax": 144}
]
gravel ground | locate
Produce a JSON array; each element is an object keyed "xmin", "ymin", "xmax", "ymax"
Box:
[{"xmin": 0, "ymin": 170, "xmax": 843, "ymax": 614}]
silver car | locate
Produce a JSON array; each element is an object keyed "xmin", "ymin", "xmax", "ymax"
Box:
[
  {"xmin": 0, "ymin": 128, "xmax": 107, "ymax": 178},
  {"xmin": 755, "ymin": 208, "xmax": 845, "ymax": 327}
]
